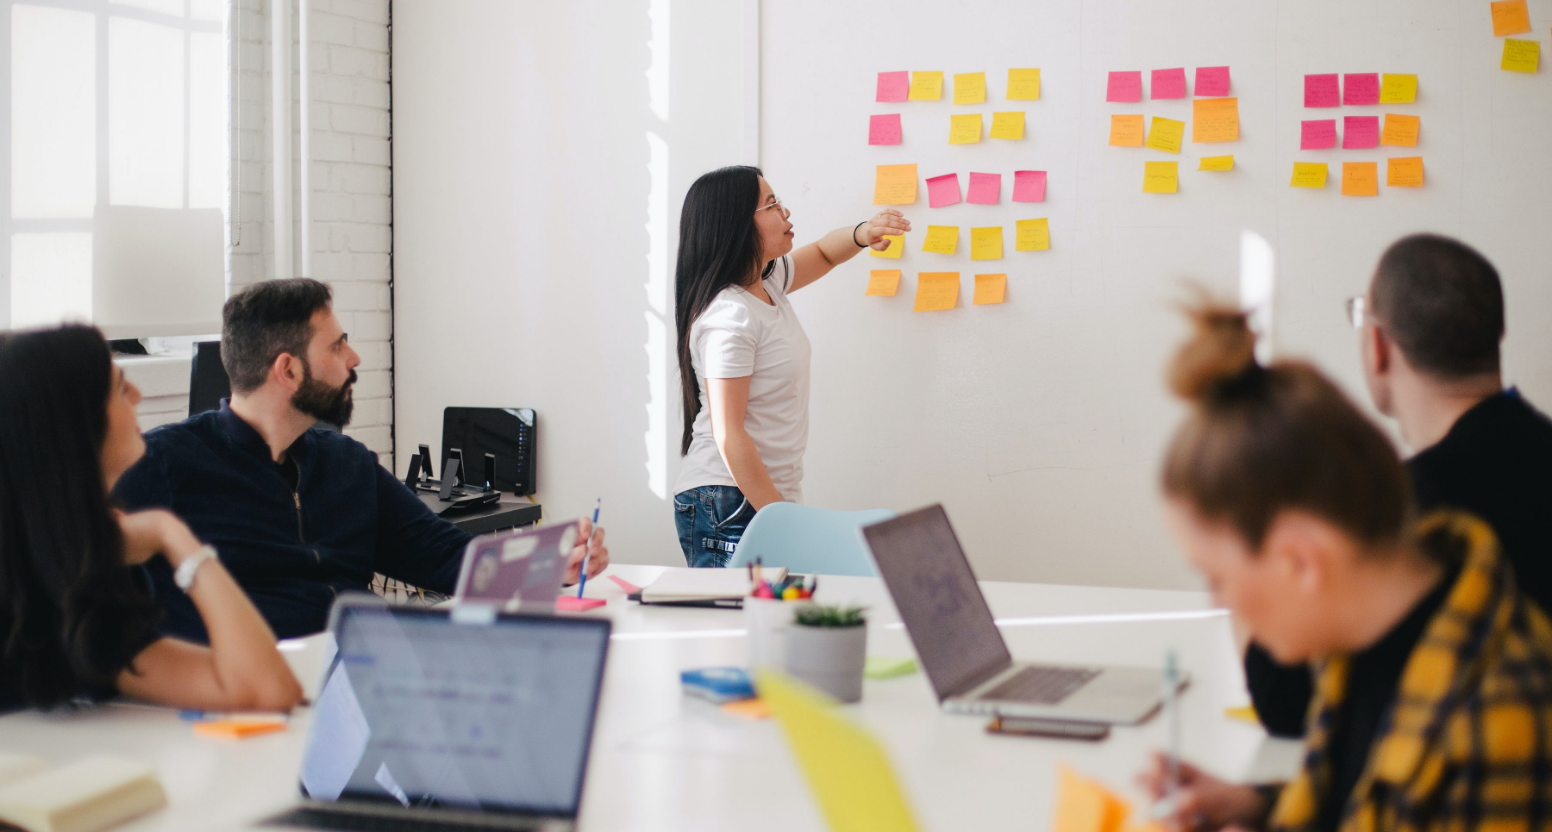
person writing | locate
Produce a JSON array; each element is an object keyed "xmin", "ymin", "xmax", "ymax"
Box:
[{"xmin": 671, "ymin": 165, "xmax": 910, "ymax": 567}]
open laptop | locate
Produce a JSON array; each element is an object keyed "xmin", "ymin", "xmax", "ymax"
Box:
[
  {"xmin": 860, "ymin": 505, "xmax": 1176, "ymax": 724},
  {"xmin": 258, "ymin": 596, "xmax": 611, "ymax": 832},
  {"xmin": 452, "ymin": 523, "xmax": 576, "ymax": 612}
]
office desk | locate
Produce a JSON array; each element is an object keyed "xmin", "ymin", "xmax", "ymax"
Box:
[
  {"xmin": 415, "ymin": 492, "xmax": 543, "ymax": 535},
  {"xmin": 0, "ymin": 565, "xmax": 1301, "ymax": 832}
]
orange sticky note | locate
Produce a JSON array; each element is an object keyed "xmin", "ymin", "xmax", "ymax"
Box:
[
  {"xmin": 1053, "ymin": 767, "xmax": 1131, "ymax": 832},
  {"xmin": 1341, "ymin": 162, "xmax": 1378, "ymax": 196},
  {"xmin": 721, "ymin": 698, "xmax": 773, "ymax": 720},
  {"xmin": 914, "ymin": 273, "xmax": 959, "ymax": 311},
  {"xmin": 1290, "ymin": 162, "xmax": 1328, "ymax": 188},
  {"xmin": 870, "ymin": 234, "xmax": 904, "ymax": 259},
  {"xmin": 1192, "ymin": 98, "xmax": 1240, "ymax": 142},
  {"xmin": 1387, "ymin": 156, "xmax": 1424, "ymax": 187},
  {"xmin": 873, "ymin": 164, "xmax": 918, "ymax": 205},
  {"xmin": 194, "ymin": 719, "xmax": 288, "ymax": 739},
  {"xmin": 866, "ymin": 270, "xmax": 901, "ymax": 296},
  {"xmin": 1109, "ymin": 115, "xmax": 1145, "ymax": 147},
  {"xmin": 1491, "ymin": 0, "xmax": 1531, "ymax": 36},
  {"xmin": 1380, "ymin": 114, "xmax": 1419, "ymax": 147},
  {"xmin": 973, "ymin": 274, "xmax": 1006, "ymax": 305}
]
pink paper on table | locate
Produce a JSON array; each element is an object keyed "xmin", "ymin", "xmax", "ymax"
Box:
[
  {"xmin": 967, "ymin": 172, "xmax": 1001, "ymax": 205},
  {"xmin": 1300, "ymin": 119, "xmax": 1338, "ymax": 149},
  {"xmin": 608, "ymin": 575, "xmax": 642, "ymax": 594},
  {"xmin": 1342, "ymin": 116, "xmax": 1379, "ymax": 149},
  {"xmin": 926, "ymin": 173, "xmax": 962, "ymax": 208},
  {"xmin": 1195, "ymin": 66, "xmax": 1231, "ymax": 96},
  {"xmin": 1106, "ymin": 71, "xmax": 1142, "ymax": 102},
  {"xmin": 1343, "ymin": 73, "xmax": 1379, "ymax": 106},
  {"xmin": 1152, "ymin": 68, "xmax": 1187, "ymax": 99},
  {"xmin": 1304, "ymin": 74, "xmax": 1339, "ymax": 107},
  {"xmin": 555, "ymin": 596, "xmax": 606, "ymax": 612},
  {"xmin": 868, "ymin": 114, "xmax": 902, "ymax": 145},
  {"xmin": 876, "ymin": 71, "xmax": 909, "ymax": 102},
  {"xmin": 1012, "ymin": 170, "xmax": 1047, "ymax": 203}
]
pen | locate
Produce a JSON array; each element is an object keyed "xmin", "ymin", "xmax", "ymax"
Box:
[
  {"xmin": 577, "ymin": 498, "xmax": 600, "ymax": 599},
  {"xmin": 1153, "ymin": 649, "xmax": 1182, "ymax": 818}
]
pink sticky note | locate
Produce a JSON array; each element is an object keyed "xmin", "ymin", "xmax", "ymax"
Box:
[
  {"xmin": 967, "ymin": 172, "xmax": 1001, "ymax": 205},
  {"xmin": 1151, "ymin": 68, "xmax": 1187, "ymax": 99},
  {"xmin": 1304, "ymin": 74, "xmax": 1339, "ymax": 107},
  {"xmin": 1342, "ymin": 116, "xmax": 1379, "ymax": 149},
  {"xmin": 1012, "ymin": 170, "xmax": 1047, "ymax": 203},
  {"xmin": 1106, "ymin": 71, "xmax": 1142, "ymax": 102},
  {"xmin": 608, "ymin": 575, "xmax": 642, "ymax": 594},
  {"xmin": 926, "ymin": 173, "xmax": 961, "ymax": 208},
  {"xmin": 1195, "ymin": 66, "xmax": 1231, "ymax": 96},
  {"xmin": 876, "ymin": 71, "xmax": 909, "ymax": 102},
  {"xmin": 1343, "ymin": 73, "xmax": 1379, "ymax": 106},
  {"xmin": 556, "ymin": 596, "xmax": 606, "ymax": 612},
  {"xmin": 869, "ymin": 114, "xmax": 901, "ymax": 145},
  {"xmin": 1300, "ymin": 119, "xmax": 1338, "ymax": 150}
]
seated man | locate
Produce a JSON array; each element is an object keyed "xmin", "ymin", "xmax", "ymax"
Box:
[
  {"xmin": 1244, "ymin": 233, "xmax": 1552, "ymax": 737},
  {"xmin": 115, "ymin": 278, "xmax": 608, "ymax": 641}
]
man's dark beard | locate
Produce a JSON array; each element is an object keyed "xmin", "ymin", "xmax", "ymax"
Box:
[{"xmin": 292, "ymin": 363, "xmax": 357, "ymax": 427}]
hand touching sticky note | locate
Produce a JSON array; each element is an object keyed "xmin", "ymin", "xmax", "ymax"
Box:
[
  {"xmin": 1151, "ymin": 68, "xmax": 1187, "ymax": 99},
  {"xmin": 909, "ymin": 71, "xmax": 943, "ymax": 101},
  {"xmin": 1503, "ymin": 39, "xmax": 1540, "ymax": 73},
  {"xmin": 870, "ymin": 235, "xmax": 905, "ymax": 259},
  {"xmin": 1192, "ymin": 98, "xmax": 1239, "ymax": 142},
  {"xmin": 1344, "ymin": 73, "xmax": 1380, "ymax": 105},
  {"xmin": 1491, "ymin": 0, "xmax": 1531, "ymax": 36},
  {"xmin": 1387, "ymin": 157, "xmax": 1424, "ymax": 187},
  {"xmin": 954, "ymin": 72, "xmax": 987, "ymax": 105},
  {"xmin": 1290, "ymin": 162, "xmax": 1328, "ymax": 188},
  {"xmin": 1013, "ymin": 170, "xmax": 1047, "ymax": 202},
  {"xmin": 1007, "ymin": 68, "xmax": 1041, "ymax": 100},
  {"xmin": 1341, "ymin": 162, "xmax": 1378, "ymax": 196},
  {"xmin": 990, "ymin": 112, "xmax": 1025, "ymax": 140},
  {"xmin": 949, "ymin": 114, "xmax": 983, "ymax": 144},
  {"xmin": 866, "ymin": 270, "xmax": 901, "ymax": 296},
  {"xmin": 1379, "ymin": 73, "xmax": 1417, "ymax": 103},
  {"xmin": 1109, "ymin": 115, "xmax": 1145, "ymax": 147},
  {"xmin": 922, "ymin": 226, "xmax": 959, "ymax": 254},
  {"xmin": 874, "ymin": 164, "xmax": 919, "ymax": 205},
  {"xmin": 1146, "ymin": 117, "xmax": 1185, "ymax": 154},
  {"xmin": 1015, "ymin": 218, "xmax": 1050, "ymax": 251},
  {"xmin": 914, "ymin": 273, "xmax": 959, "ymax": 311},
  {"xmin": 973, "ymin": 274, "xmax": 1006, "ymax": 305},
  {"xmin": 1143, "ymin": 161, "xmax": 1179, "ymax": 193},
  {"xmin": 966, "ymin": 172, "xmax": 1000, "ymax": 205},
  {"xmin": 1380, "ymin": 114, "xmax": 1419, "ymax": 147},
  {"xmin": 970, "ymin": 227, "xmax": 1003, "ymax": 260},
  {"xmin": 1198, "ymin": 155, "xmax": 1234, "ymax": 171}
]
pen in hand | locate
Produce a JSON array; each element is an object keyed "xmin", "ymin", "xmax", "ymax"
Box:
[{"xmin": 577, "ymin": 498, "xmax": 600, "ymax": 599}]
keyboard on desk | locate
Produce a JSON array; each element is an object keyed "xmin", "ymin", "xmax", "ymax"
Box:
[
  {"xmin": 980, "ymin": 665, "xmax": 1102, "ymax": 704},
  {"xmin": 263, "ymin": 806, "xmax": 546, "ymax": 832}
]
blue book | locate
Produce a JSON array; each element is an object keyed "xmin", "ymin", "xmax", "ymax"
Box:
[{"xmin": 680, "ymin": 667, "xmax": 756, "ymax": 703}]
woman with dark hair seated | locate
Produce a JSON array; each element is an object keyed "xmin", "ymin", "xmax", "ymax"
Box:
[{"xmin": 0, "ymin": 325, "xmax": 302, "ymax": 712}]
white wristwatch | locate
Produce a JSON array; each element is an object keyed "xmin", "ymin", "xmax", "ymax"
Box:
[{"xmin": 174, "ymin": 545, "xmax": 219, "ymax": 592}]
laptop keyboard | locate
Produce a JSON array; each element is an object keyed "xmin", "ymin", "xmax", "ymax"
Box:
[
  {"xmin": 982, "ymin": 666, "xmax": 1101, "ymax": 704},
  {"xmin": 264, "ymin": 807, "xmax": 544, "ymax": 832}
]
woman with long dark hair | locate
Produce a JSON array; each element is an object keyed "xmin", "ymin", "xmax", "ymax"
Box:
[
  {"xmin": 0, "ymin": 325, "xmax": 302, "ymax": 712},
  {"xmin": 672, "ymin": 166, "xmax": 909, "ymax": 566}
]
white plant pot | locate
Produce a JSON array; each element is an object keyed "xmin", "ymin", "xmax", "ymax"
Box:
[
  {"xmin": 745, "ymin": 598, "xmax": 813, "ymax": 670},
  {"xmin": 785, "ymin": 622, "xmax": 867, "ymax": 703}
]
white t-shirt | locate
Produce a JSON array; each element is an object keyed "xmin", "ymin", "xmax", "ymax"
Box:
[{"xmin": 675, "ymin": 256, "xmax": 811, "ymax": 503}]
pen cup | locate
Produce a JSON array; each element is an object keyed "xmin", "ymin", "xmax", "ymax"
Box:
[{"xmin": 745, "ymin": 597, "xmax": 808, "ymax": 670}]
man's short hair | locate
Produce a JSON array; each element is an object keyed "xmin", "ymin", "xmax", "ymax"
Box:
[
  {"xmin": 1370, "ymin": 234, "xmax": 1503, "ymax": 379},
  {"xmin": 221, "ymin": 278, "xmax": 333, "ymax": 393}
]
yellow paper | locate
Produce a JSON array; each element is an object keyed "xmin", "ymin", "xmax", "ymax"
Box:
[
  {"xmin": 1341, "ymin": 162, "xmax": 1378, "ymax": 196},
  {"xmin": 866, "ymin": 269, "xmax": 901, "ymax": 296},
  {"xmin": 990, "ymin": 111, "xmax": 1026, "ymax": 140},
  {"xmin": 1109, "ymin": 114, "xmax": 1145, "ymax": 147},
  {"xmin": 1145, "ymin": 117, "xmax": 1185, "ymax": 154},
  {"xmin": 1502, "ymin": 38, "xmax": 1540, "ymax": 73},
  {"xmin": 873, "ymin": 164, "xmax": 919, "ymax": 205},
  {"xmin": 1192, "ymin": 98, "xmax": 1240, "ymax": 142},
  {"xmin": 757, "ymin": 670, "xmax": 922, "ymax": 832},
  {"xmin": 1015, "ymin": 218, "xmax": 1050, "ymax": 251},
  {"xmin": 1387, "ymin": 156, "xmax": 1424, "ymax": 187},
  {"xmin": 1007, "ymin": 68, "xmax": 1041, "ymax": 100},
  {"xmin": 870, "ymin": 234, "xmax": 905, "ymax": 259},
  {"xmin": 913, "ymin": 273, "xmax": 960, "ymax": 312},
  {"xmin": 953, "ymin": 72, "xmax": 987, "ymax": 104},
  {"xmin": 1290, "ymin": 162, "xmax": 1328, "ymax": 188},
  {"xmin": 922, "ymin": 225, "xmax": 959, "ymax": 254},
  {"xmin": 1380, "ymin": 114, "xmax": 1419, "ymax": 147},
  {"xmin": 908, "ymin": 71, "xmax": 943, "ymax": 101},
  {"xmin": 949, "ymin": 113, "xmax": 983, "ymax": 144},
  {"xmin": 1143, "ymin": 161, "xmax": 1178, "ymax": 194},
  {"xmin": 1198, "ymin": 155, "xmax": 1234, "ymax": 171},
  {"xmin": 1379, "ymin": 73, "xmax": 1417, "ymax": 103},
  {"xmin": 1225, "ymin": 705, "xmax": 1260, "ymax": 724},
  {"xmin": 973, "ymin": 274, "xmax": 1007, "ymax": 305},
  {"xmin": 970, "ymin": 227, "xmax": 1003, "ymax": 260}
]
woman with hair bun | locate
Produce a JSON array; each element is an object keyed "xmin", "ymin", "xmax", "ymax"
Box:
[{"xmin": 1138, "ymin": 302, "xmax": 1552, "ymax": 832}]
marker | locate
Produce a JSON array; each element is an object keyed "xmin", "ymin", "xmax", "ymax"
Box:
[{"xmin": 577, "ymin": 499, "xmax": 600, "ymax": 599}]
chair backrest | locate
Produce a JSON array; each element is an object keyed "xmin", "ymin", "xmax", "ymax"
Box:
[
  {"xmin": 728, "ymin": 503, "xmax": 896, "ymax": 577},
  {"xmin": 188, "ymin": 340, "xmax": 230, "ymax": 416}
]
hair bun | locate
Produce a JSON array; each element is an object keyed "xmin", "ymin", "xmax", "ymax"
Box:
[{"xmin": 1168, "ymin": 301, "xmax": 1259, "ymax": 402}]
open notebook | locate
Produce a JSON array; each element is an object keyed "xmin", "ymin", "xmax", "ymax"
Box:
[
  {"xmin": 0, "ymin": 753, "xmax": 165, "ymax": 832},
  {"xmin": 637, "ymin": 567, "xmax": 788, "ymax": 604}
]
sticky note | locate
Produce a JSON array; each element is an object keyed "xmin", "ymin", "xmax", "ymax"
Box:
[
  {"xmin": 1146, "ymin": 117, "xmax": 1185, "ymax": 154},
  {"xmin": 922, "ymin": 226, "xmax": 958, "ymax": 254},
  {"xmin": 1013, "ymin": 170, "xmax": 1047, "ymax": 202},
  {"xmin": 1195, "ymin": 66, "xmax": 1231, "ymax": 96},
  {"xmin": 967, "ymin": 172, "xmax": 1001, "ymax": 204},
  {"xmin": 1492, "ymin": 0, "xmax": 1532, "ymax": 36},
  {"xmin": 953, "ymin": 72, "xmax": 987, "ymax": 105},
  {"xmin": 1381, "ymin": 113, "xmax": 1420, "ymax": 147},
  {"xmin": 914, "ymin": 273, "xmax": 959, "ymax": 311},
  {"xmin": 876, "ymin": 71, "xmax": 910, "ymax": 102},
  {"xmin": 1052, "ymin": 767, "xmax": 1131, "ymax": 832},
  {"xmin": 973, "ymin": 274, "xmax": 1006, "ymax": 305},
  {"xmin": 1342, "ymin": 162, "xmax": 1378, "ymax": 196},
  {"xmin": 1290, "ymin": 162, "xmax": 1328, "ymax": 188},
  {"xmin": 990, "ymin": 111, "xmax": 1026, "ymax": 140},
  {"xmin": 1192, "ymin": 98, "xmax": 1239, "ymax": 142},
  {"xmin": 1143, "ymin": 161, "xmax": 1179, "ymax": 193},
  {"xmin": 555, "ymin": 596, "xmax": 606, "ymax": 611},
  {"xmin": 870, "ymin": 235, "xmax": 904, "ymax": 259},
  {"xmin": 1015, "ymin": 218, "xmax": 1050, "ymax": 251},
  {"xmin": 1109, "ymin": 114, "xmax": 1145, "ymax": 146},
  {"xmin": 1503, "ymin": 38, "xmax": 1540, "ymax": 72},
  {"xmin": 1106, "ymin": 71, "xmax": 1143, "ymax": 102},
  {"xmin": 1300, "ymin": 119, "xmax": 1337, "ymax": 150},
  {"xmin": 949, "ymin": 113, "xmax": 983, "ymax": 144},
  {"xmin": 1379, "ymin": 73, "xmax": 1417, "ymax": 103},
  {"xmin": 970, "ymin": 226, "xmax": 1003, "ymax": 260},
  {"xmin": 721, "ymin": 698, "xmax": 772, "ymax": 720},
  {"xmin": 869, "ymin": 114, "xmax": 902, "ymax": 146},
  {"xmin": 1344, "ymin": 73, "xmax": 1380, "ymax": 105},
  {"xmin": 1387, "ymin": 156, "xmax": 1424, "ymax": 187},
  {"xmin": 1007, "ymin": 68, "xmax": 1041, "ymax": 100},
  {"xmin": 863, "ymin": 656, "xmax": 918, "ymax": 680},
  {"xmin": 1151, "ymin": 67, "xmax": 1188, "ymax": 99},
  {"xmin": 909, "ymin": 71, "xmax": 944, "ymax": 101},
  {"xmin": 194, "ymin": 719, "xmax": 287, "ymax": 739},
  {"xmin": 1225, "ymin": 705, "xmax": 1260, "ymax": 724},
  {"xmin": 1198, "ymin": 155, "xmax": 1234, "ymax": 171},
  {"xmin": 926, "ymin": 173, "xmax": 961, "ymax": 208},
  {"xmin": 873, "ymin": 164, "xmax": 918, "ymax": 205},
  {"xmin": 866, "ymin": 270, "xmax": 901, "ymax": 296},
  {"xmin": 1304, "ymin": 74, "xmax": 1339, "ymax": 107},
  {"xmin": 1343, "ymin": 116, "xmax": 1380, "ymax": 149}
]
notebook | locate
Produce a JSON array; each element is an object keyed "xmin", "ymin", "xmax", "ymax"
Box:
[
  {"xmin": 636, "ymin": 567, "xmax": 788, "ymax": 605},
  {"xmin": 0, "ymin": 753, "xmax": 166, "ymax": 832}
]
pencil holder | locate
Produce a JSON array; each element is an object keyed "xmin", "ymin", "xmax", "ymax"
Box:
[
  {"xmin": 785, "ymin": 615, "xmax": 868, "ymax": 704},
  {"xmin": 745, "ymin": 597, "xmax": 806, "ymax": 670}
]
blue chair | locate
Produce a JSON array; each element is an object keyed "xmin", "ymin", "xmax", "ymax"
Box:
[{"xmin": 727, "ymin": 503, "xmax": 896, "ymax": 577}]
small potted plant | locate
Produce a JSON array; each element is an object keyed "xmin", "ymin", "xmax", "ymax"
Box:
[{"xmin": 784, "ymin": 604, "xmax": 868, "ymax": 703}]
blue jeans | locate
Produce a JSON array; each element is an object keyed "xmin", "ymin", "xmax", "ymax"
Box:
[{"xmin": 674, "ymin": 485, "xmax": 755, "ymax": 568}]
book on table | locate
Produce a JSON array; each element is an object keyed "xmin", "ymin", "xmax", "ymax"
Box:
[
  {"xmin": 639, "ymin": 567, "xmax": 789, "ymax": 603},
  {"xmin": 0, "ymin": 752, "xmax": 166, "ymax": 832}
]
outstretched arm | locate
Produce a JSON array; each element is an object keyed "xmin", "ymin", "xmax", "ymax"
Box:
[{"xmin": 789, "ymin": 210, "xmax": 912, "ymax": 292}]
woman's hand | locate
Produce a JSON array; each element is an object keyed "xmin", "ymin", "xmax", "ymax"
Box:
[
  {"xmin": 117, "ymin": 509, "xmax": 204, "ymax": 567},
  {"xmin": 563, "ymin": 518, "xmax": 610, "ymax": 585},
  {"xmin": 860, "ymin": 209, "xmax": 912, "ymax": 251},
  {"xmin": 1137, "ymin": 752, "xmax": 1270, "ymax": 832}
]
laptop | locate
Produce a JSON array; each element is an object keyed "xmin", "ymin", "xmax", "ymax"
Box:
[
  {"xmin": 860, "ymin": 505, "xmax": 1177, "ymax": 724},
  {"xmin": 258, "ymin": 596, "xmax": 611, "ymax": 831},
  {"xmin": 452, "ymin": 523, "xmax": 577, "ymax": 612}
]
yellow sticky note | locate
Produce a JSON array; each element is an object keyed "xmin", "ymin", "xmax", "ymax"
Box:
[
  {"xmin": 1007, "ymin": 68, "xmax": 1041, "ymax": 100},
  {"xmin": 1492, "ymin": 0, "xmax": 1531, "ymax": 37},
  {"xmin": 973, "ymin": 274, "xmax": 1007, "ymax": 305},
  {"xmin": 1387, "ymin": 156, "xmax": 1424, "ymax": 187},
  {"xmin": 1341, "ymin": 162, "xmax": 1378, "ymax": 196},
  {"xmin": 866, "ymin": 269, "xmax": 901, "ymax": 296},
  {"xmin": 909, "ymin": 71, "xmax": 943, "ymax": 101},
  {"xmin": 873, "ymin": 164, "xmax": 918, "ymax": 205},
  {"xmin": 1379, "ymin": 73, "xmax": 1417, "ymax": 104},
  {"xmin": 1380, "ymin": 114, "xmax": 1420, "ymax": 147},
  {"xmin": 1143, "ymin": 161, "xmax": 1178, "ymax": 194},
  {"xmin": 1192, "ymin": 98, "xmax": 1240, "ymax": 142},
  {"xmin": 990, "ymin": 111, "xmax": 1026, "ymax": 140},
  {"xmin": 870, "ymin": 234, "xmax": 905, "ymax": 259},
  {"xmin": 970, "ymin": 227, "xmax": 1003, "ymax": 260},
  {"xmin": 1224, "ymin": 705, "xmax": 1260, "ymax": 724},
  {"xmin": 922, "ymin": 225, "xmax": 958, "ymax": 254},
  {"xmin": 914, "ymin": 273, "xmax": 960, "ymax": 312},
  {"xmin": 953, "ymin": 72, "xmax": 987, "ymax": 104},
  {"xmin": 1145, "ymin": 117, "xmax": 1185, "ymax": 154},
  {"xmin": 1290, "ymin": 162, "xmax": 1328, "ymax": 188},
  {"xmin": 1198, "ymin": 155, "xmax": 1234, "ymax": 171},
  {"xmin": 949, "ymin": 113, "xmax": 983, "ymax": 144},
  {"xmin": 1109, "ymin": 114, "xmax": 1145, "ymax": 147},
  {"xmin": 757, "ymin": 670, "xmax": 923, "ymax": 832},
  {"xmin": 1015, "ymin": 218, "xmax": 1050, "ymax": 251},
  {"xmin": 1502, "ymin": 38, "xmax": 1540, "ymax": 73}
]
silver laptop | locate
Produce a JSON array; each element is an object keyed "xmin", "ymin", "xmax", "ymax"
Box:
[
  {"xmin": 258, "ymin": 596, "xmax": 611, "ymax": 831},
  {"xmin": 861, "ymin": 504, "xmax": 1177, "ymax": 724}
]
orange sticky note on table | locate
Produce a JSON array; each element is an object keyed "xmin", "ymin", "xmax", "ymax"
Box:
[
  {"xmin": 1052, "ymin": 767, "xmax": 1130, "ymax": 832},
  {"xmin": 873, "ymin": 164, "xmax": 918, "ymax": 205},
  {"xmin": 914, "ymin": 273, "xmax": 959, "ymax": 311},
  {"xmin": 1387, "ymin": 157, "xmax": 1425, "ymax": 187},
  {"xmin": 194, "ymin": 719, "xmax": 288, "ymax": 740},
  {"xmin": 1143, "ymin": 161, "xmax": 1178, "ymax": 194},
  {"xmin": 1290, "ymin": 162, "xmax": 1328, "ymax": 188},
  {"xmin": 870, "ymin": 234, "xmax": 904, "ymax": 259},
  {"xmin": 1491, "ymin": 0, "xmax": 1531, "ymax": 36},
  {"xmin": 721, "ymin": 698, "xmax": 773, "ymax": 720},
  {"xmin": 1016, "ymin": 218, "xmax": 1050, "ymax": 251},
  {"xmin": 866, "ymin": 270, "xmax": 901, "ymax": 296},
  {"xmin": 973, "ymin": 274, "xmax": 1006, "ymax": 305},
  {"xmin": 1380, "ymin": 114, "xmax": 1419, "ymax": 147},
  {"xmin": 1341, "ymin": 162, "xmax": 1378, "ymax": 196},
  {"xmin": 1192, "ymin": 98, "xmax": 1240, "ymax": 142},
  {"xmin": 1109, "ymin": 115, "xmax": 1145, "ymax": 147}
]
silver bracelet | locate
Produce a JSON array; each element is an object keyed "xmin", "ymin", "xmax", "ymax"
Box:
[{"xmin": 174, "ymin": 544, "xmax": 219, "ymax": 592}]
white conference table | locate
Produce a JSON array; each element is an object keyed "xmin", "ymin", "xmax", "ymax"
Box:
[{"xmin": 0, "ymin": 564, "xmax": 1302, "ymax": 832}]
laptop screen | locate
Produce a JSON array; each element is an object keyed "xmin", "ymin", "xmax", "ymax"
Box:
[
  {"xmin": 861, "ymin": 505, "xmax": 1012, "ymax": 699},
  {"xmin": 299, "ymin": 604, "xmax": 610, "ymax": 818}
]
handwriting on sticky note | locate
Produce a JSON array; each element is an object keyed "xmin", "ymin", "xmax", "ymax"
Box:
[
  {"xmin": 1503, "ymin": 38, "xmax": 1540, "ymax": 73},
  {"xmin": 1342, "ymin": 162, "xmax": 1378, "ymax": 196},
  {"xmin": 1381, "ymin": 114, "xmax": 1419, "ymax": 147},
  {"xmin": 1344, "ymin": 73, "xmax": 1380, "ymax": 105},
  {"xmin": 1304, "ymin": 74, "xmax": 1339, "ymax": 107},
  {"xmin": 870, "ymin": 234, "xmax": 904, "ymax": 259},
  {"xmin": 1387, "ymin": 156, "xmax": 1424, "ymax": 187},
  {"xmin": 926, "ymin": 173, "xmax": 961, "ymax": 208},
  {"xmin": 1109, "ymin": 114, "xmax": 1145, "ymax": 147},
  {"xmin": 1016, "ymin": 218, "xmax": 1050, "ymax": 251},
  {"xmin": 909, "ymin": 71, "xmax": 944, "ymax": 101},
  {"xmin": 1013, "ymin": 170, "xmax": 1047, "ymax": 203},
  {"xmin": 869, "ymin": 114, "xmax": 902, "ymax": 146},
  {"xmin": 973, "ymin": 274, "xmax": 1006, "ymax": 305},
  {"xmin": 922, "ymin": 226, "xmax": 959, "ymax": 254},
  {"xmin": 1192, "ymin": 98, "xmax": 1239, "ymax": 142},
  {"xmin": 1342, "ymin": 116, "xmax": 1379, "ymax": 149},
  {"xmin": 954, "ymin": 72, "xmax": 987, "ymax": 105},
  {"xmin": 1007, "ymin": 68, "xmax": 1041, "ymax": 100},
  {"xmin": 866, "ymin": 270, "xmax": 901, "ymax": 296},
  {"xmin": 1146, "ymin": 117, "xmax": 1185, "ymax": 154},
  {"xmin": 1492, "ymin": 0, "xmax": 1531, "ymax": 36},
  {"xmin": 876, "ymin": 71, "xmax": 910, "ymax": 103},
  {"xmin": 873, "ymin": 164, "xmax": 918, "ymax": 205},
  {"xmin": 1151, "ymin": 68, "xmax": 1187, "ymax": 99},
  {"xmin": 1195, "ymin": 66, "xmax": 1231, "ymax": 96},
  {"xmin": 1106, "ymin": 71, "xmax": 1143, "ymax": 102},
  {"xmin": 914, "ymin": 273, "xmax": 959, "ymax": 311},
  {"xmin": 990, "ymin": 111, "xmax": 1025, "ymax": 140},
  {"xmin": 1379, "ymin": 73, "xmax": 1417, "ymax": 103},
  {"xmin": 949, "ymin": 114, "xmax": 983, "ymax": 144},
  {"xmin": 1143, "ymin": 161, "xmax": 1178, "ymax": 193},
  {"xmin": 1198, "ymin": 155, "xmax": 1234, "ymax": 171},
  {"xmin": 970, "ymin": 227, "xmax": 1003, "ymax": 260},
  {"xmin": 967, "ymin": 172, "xmax": 1001, "ymax": 205},
  {"xmin": 1300, "ymin": 119, "xmax": 1337, "ymax": 150},
  {"xmin": 1290, "ymin": 162, "xmax": 1328, "ymax": 188}
]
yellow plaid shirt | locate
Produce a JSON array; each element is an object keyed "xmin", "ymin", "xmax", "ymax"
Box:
[{"xmin": 1268, "ymin": 512, "xmax": 1552, "ymax": 832}]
